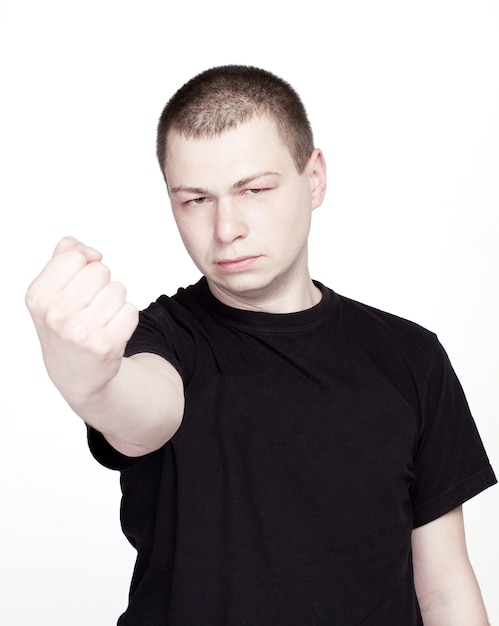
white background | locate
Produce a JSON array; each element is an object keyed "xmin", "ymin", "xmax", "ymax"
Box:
[{"xmin": 1, "ymin": 1, "xmax": 497, "ymax": 623}]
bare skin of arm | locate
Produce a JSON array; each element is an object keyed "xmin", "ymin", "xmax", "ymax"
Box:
[
  {"xmin": 26, "ymin": 237, "xmax": 184, "ymax": 457},
  {"xmin": 412, "ymin": 506, "xmax": 490, "ymax": 625}
]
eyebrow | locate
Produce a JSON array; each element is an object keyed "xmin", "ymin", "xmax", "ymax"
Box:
[
  {"xmin": 232, "ymin": 171, "xmax": 281, "ymax": 190},
  {"xmin": 169, "ymin": 171, "xmax": 281, "ymax": 196},
  {"xmin": 169, "ymin": 184, "xmax": 210, "ymax": 196}
]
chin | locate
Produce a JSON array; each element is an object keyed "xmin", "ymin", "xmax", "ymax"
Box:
[{"xmin": 210, "ymin": 273, "xmax": 274, "ymax": 298}]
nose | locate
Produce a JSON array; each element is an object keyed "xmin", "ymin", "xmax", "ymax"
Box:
[{"xmin": 213, "ymin": 198, "xmax": 248, "ymax": 244}]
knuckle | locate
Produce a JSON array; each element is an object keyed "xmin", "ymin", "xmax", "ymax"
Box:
[
  {"xmin": 85, "ymin": 333, "xmax": 116, "ymax": 360},
  {"xmin": 120, "ymin": 303, "xmax": 139, "ymax": 334},
  {"xmin": 67, "ymin": 320, "xmax": 90, "ymax": 345},
  {"xmin": 109, "ymin": 280, "xmax": 126, "ymax": 299},
  {"xmin": 84, "ymin": 261, "xmax": 111, "ymax": 286},
  {"xmin": 26, "ymin": 279, "xmax": 54, "ymax": 314},
  {"xmin": 65, "ymin": 320, "xmax": 106, "ymax": 355},
  {"xmin": 44, "ymin": 301, "xmax": 68, "ymax": 329},
  {"xmin": 25, "ymin": 285, "xmax": 42, "ymax": 312},
  {"xmin": 96, "ymin": 262, "xmax": 111, "ymax": 282},
  {"xmin": 125, "ymin": 302, "xmax": 139, "ymax": 324}
]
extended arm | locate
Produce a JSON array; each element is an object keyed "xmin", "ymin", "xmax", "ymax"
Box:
[
  {"xmin": 412, "ymin": 506, "xmax": 489, "ymax": 625},
  {"xmin": 26, "ymin": 237, "xmax": 184, "ymax": 457}
]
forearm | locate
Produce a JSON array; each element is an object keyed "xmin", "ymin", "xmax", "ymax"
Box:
[
  {"xmin": 419, "ymin": 581, "xmax": 489, "ymax": 626},
  {"xmin": 26, "ymin": 239, "xmax": 184, "ymax": 456},
  {"xmin": 70, "ymin": 355, "xmax": 184, "ymax": 456},
  {"xmin": 413, "ymin": 508, "xmax": 490, "ymax": 626}
]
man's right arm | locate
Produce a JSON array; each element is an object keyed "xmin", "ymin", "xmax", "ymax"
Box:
[{"xmin": 25, "ymin": 237, "xmax": 184, "ymax": 457}]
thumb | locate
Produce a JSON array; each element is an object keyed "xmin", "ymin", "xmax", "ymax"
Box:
[{"xmin": 52, "ymin": 236, "xmax": 102, "ymax": 263}]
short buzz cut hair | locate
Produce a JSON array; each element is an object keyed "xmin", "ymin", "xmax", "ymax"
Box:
[{"xmin": 156, "ymin": 65, "xmax": 314, "ymax": 176}]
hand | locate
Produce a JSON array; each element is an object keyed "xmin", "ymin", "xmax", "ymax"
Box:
[{"xmin": 26, "ymin": 237, "xmax": 139, "ymax": 408}]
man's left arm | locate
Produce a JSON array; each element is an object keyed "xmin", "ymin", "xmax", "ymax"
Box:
[{"xmin": 412, "ymin": 506, "xmax": 490, "ymax": 625}]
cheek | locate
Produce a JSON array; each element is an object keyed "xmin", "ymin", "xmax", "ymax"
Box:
[
  {"xmin": 262, "ymin": 211, "xmax": 311, "ymax": 260},
  {"xmin": 173, "ymin": 215, "xmax": 205, "ymax": 256},
  {"xmin": 273, "ymin": 192, "xmax": 312, "ymax": 236}
]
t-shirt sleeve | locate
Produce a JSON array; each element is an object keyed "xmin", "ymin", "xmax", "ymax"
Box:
[
  {"xmin": 87, "ymin": 426, "xmax": 156, "ymax": 471},
  {"xmin": 410, "ymin": 340, "xmax": 496, "ymax": 527},
  {"xmin": 124, "ymin": 300, "xmax": 186, "ymax": 377}
]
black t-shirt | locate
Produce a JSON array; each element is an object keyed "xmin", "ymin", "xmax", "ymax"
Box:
[{"xmin": 89, "ymin": 279, "xmax": 496, "ymax": 625}]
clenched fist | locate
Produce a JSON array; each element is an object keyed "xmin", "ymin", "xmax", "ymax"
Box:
[{"xmin": 25, "ymin": 236, "xmax": 139, "ymax": 409}]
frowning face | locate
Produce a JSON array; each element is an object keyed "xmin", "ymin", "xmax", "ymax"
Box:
[{"xmin": 164, "ymin": 115, "xmax": 326, "ymax": 312}]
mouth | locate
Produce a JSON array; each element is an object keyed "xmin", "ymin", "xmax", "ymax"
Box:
[{"xmin": 216, "ymin": 256, "xmax": 260, "ymax": 273}]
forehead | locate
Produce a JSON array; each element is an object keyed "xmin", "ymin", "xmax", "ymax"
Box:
[{"xmin": 164, "ymin": 116, "xmax": 295, "ymax": 185}]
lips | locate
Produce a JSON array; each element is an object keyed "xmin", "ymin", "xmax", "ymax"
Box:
[{"xmin": 216, "ymin": 256, "xmax": 260, "ymax": 273}]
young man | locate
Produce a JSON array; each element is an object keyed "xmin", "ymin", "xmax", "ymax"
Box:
[{"xmin": 26, "ymin": 66, "xmax": 496, "ymax": 624}]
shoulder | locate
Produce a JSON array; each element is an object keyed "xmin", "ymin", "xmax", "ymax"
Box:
[
  {"xmin": 331, "ymin": 289, "xmax": 440, "ymax": 356},
  {"xmin": 314, "ymin": 286, "xmax": 447, "ymax": 397},
  {"xmin": 137, "ymin": 278, "xmax": 212, "ymax": 332},
  {"xmin": 337, "ymin": 291, "xmax": 433, "ymax": 336}
]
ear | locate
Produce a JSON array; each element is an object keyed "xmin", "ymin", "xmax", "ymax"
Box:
[{"xmin": 307, "ymin": 148, "xmax": 327, "ymax": 210}]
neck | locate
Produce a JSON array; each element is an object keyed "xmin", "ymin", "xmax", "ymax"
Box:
[{"xmin": 207, "ymin": 275, "xmax": 322, "ymax": 314}]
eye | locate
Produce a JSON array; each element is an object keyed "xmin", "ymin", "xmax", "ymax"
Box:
[
  {"xmin": 246, "ymin": 188, "xmax": 264, "ymax": 195},
  {"xmin": 184, "ymin": 197, "xmax": 207, "ymax": 206}
]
